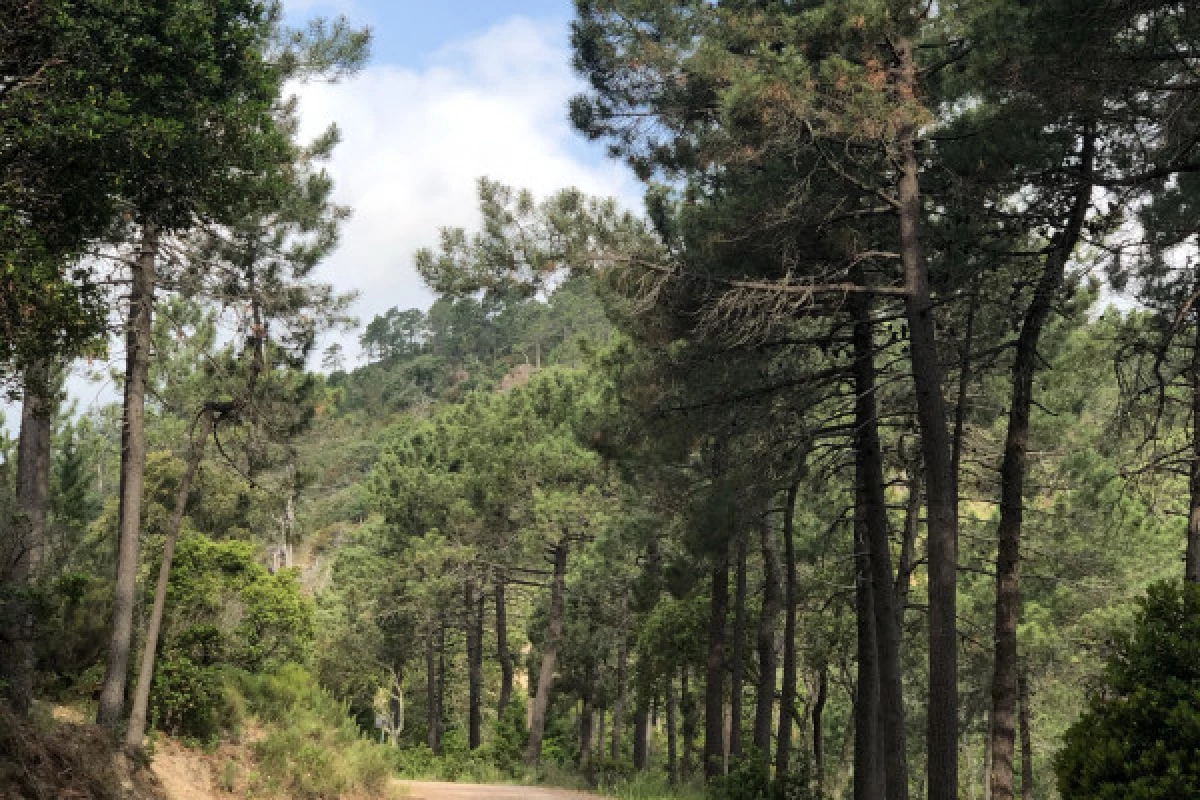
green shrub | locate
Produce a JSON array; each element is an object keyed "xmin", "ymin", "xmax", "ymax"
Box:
[
  {"xmin": 488, "ymin": 697, "xmax": 530, "ymax": 775},
  {"xmin": 1056, "ymin": 581, "xmax": 1200, "ymax": 799},
  {"xmin": 150, "ymin": 656, "xmax": 225, "ymax": 740}
]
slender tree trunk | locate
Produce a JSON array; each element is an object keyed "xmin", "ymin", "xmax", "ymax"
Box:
[
  {"xmin": 892, "ymin": 40, "xmax": 959, "ymax": 800},
  {"xmin": 496, "ymin": 576, "xmax": 513, "ymax": 715},
  {"xmin": 775, "ymin": 485, "xmax": 800, "ymax": 779},
  {"xmin": 682, "ymin": 665, "xmax": 696, "ymax": 780},
  {"xmin": 466, "ymin": 579, "xmax": 484, "ymax": 750},
  {"xmin": 754, "ymin": 514, "xmax": 782, "ymax": 771},
  {"xmin": 437, "ymin": 622, "xmax": 447, "ymax": 751},
  {"xmin": 527, "ymin": 536, "xmax": 569, "ymax": 765},
  {"xmin": 667, "ymin": 675, "xmax": 679, "ymax": 784},
  {"xmin": 896, "ymin": 463, "xmax": 922, "ymax": 626},
  {"xmin": 1019, "ymin": 671, "xmax": 1034, "ymax": 800},
  {"xmin": 704, "ymin": 550, "xmax": 730, "ymax": 778},
  {"xmin": 98, "ymin": 224, "xmax": 158, "ymax": 731},
  {"xmin": 633, "ymin": 697, "xmax": 650, "ymax": 770},
  {"xmin": 729, "ymin": 532, "xmax": 747, "ymax": 762},
  {"xmin": 854, "ymin": 523, "xmax": 884, "ymax": 800},
  {"xmin": 125, "ymin": 410, "xmax": 214, "ymax": 749},
  {"xmin": 597, "ymin": 705, "xmax": 607, "ymax": 765},
  {"xmin": 613, "ymin": 629, "xmax": 628, "ymax": 760},
  {"xmin": 851, "ymin": 292, "xmax": 911, "ymax": 799},
  {"xmin": 2, "ymin": 361, "xmax": 53, "ymax": 715},
  {"xmin": 427, "ymin": 630, "xmax": 440, "ymax": 752},
  {"xmin": 813, "ymin": 665, "xmax": 827, "ymax": 794},
  {"xmin": 990, "ymin": 128, "xmax": 1094, "ymax": 800},
  {"xmin": 580, "ymin": 689, "xmax": 595, "ymax": 773},
  {"xmin": 984, "ymin": 714, "xmax": 995, "ymax": 800}
]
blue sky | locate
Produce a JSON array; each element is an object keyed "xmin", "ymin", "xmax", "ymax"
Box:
[{"xmin": 286, "ymin": 1, "xmax": 577, "ymax": 68}]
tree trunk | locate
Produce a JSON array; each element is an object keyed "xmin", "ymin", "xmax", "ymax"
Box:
[
  {"xmin": 427, "ymin": 629, "xmax": 440, "ymax": 752},
  {"xmin": 990, "ymin": 128, "xmax": 1094, "ymax": 800},
  {"xmin": 633, "ymin": 697, "xmax": 650, "ymax": 771},
  {"xmin": 1191, "ymin": 312, "xmax": 1200, "ymax": 580},
  {"xmin": 851, "ymin": 292, "xmax": 911, "ymax": 799},
  {"xmin": 613, "ymin": 629, "xmax": 628, "ymax": 760},
  {"xmin": 125, "ymin": 410, "xmax": 214, "ymax": 749},
  {"xmin": 437, "ymin": 622, "xmax": 447, "ymax": 752},
  {"xmin": 580, "ymin": 690, "xmax": 595, "ymax": 774},
  {"xmin": 893, "ymin": 39, "xmax": 959, "ymax": 800},
  {"xmin": 496, "ymin": 575, "xmax": 513, "ymax": 715},
  {"xmin": 754, "ymin": 514, "xmax": 782, "ymax": 770},
  {"xmin": 2, "ymin": 360, "xmax": 53, "ymax": 716},
  {"xmin": 1019, "ymin": 671, "xmax": 1034, "ymax": 800},
  {"xmin": 98, "ymin": 224, "xmax": 158, "ymax": 731},
  {"xmin": 704, "ymin": 550, "xmax": 730, "ymax": 779},
  {"xmin": 682, "ymin": 665, "xmax": 697, "ymax": 780},
  {"xmin": 775, "ymin": 484, "xmax": 800, "ymax": 779},
  {"xmin": 597, "ymin": 706, "xmax": 607, "ymax": 764},
  {"xmin": 527, "ymin": 536, "xmax": 569, "ymax": 765},
  {"xmin": 466, "ymin": 579, "xmax": 484, "ymax": 750},
  {"xmin": 667, "ymin": 675, "xmax": 679, "ymax": 784},
  {"xmin": 729, "ymin": 532, "xmax": 747, "ymax": 762},
  {"xmin": 813, "ymin": 665, "xmax": 827, "ymax": 794},
  {"xmin": 895, "ymin": 462, "xmax": 922, "ymax": 627},
  {"xmin": 854, "ymin": 523, "xmax": 884, "ymax": 800}
]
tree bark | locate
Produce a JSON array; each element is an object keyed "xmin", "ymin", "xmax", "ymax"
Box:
[
  {"xmin": 2, "ymin": 360, "xmax": 53, "ymax": 716},
  {"xmin": 682, "ymin": 665, "xmax": 697, "ymax": 780},
  {"xmin": 813, "ymin": 665, "xmax": 827, "ymax": 794},
  {"xmin": 853, "ymin": 523, "xmax": 885, "ymax": 800},
  {"xmin": 893, "ymin": 39, "xmax": 959, "ymax": 800},
  {"xmin": 753, "ymin": 514, "xmax": 782, "ymax": 770},
  {"xmin": 427, "ymin": 630, "xmax": 440, "ymax": 752},
  {"xmin": 98, "ymin": 224, "xmax": 158, "ymax": 731},
  {"xmin": 466, "ymin": 578, "xmax": 484, "ymax": 750},
  {"xmin": 437, "ymin": 622, "xmax": 446, "ymax": 751},
  {"xmin": 729, "ymin": 531, "xmax": 748, "ymax": 762},
  {"xmin": 527, "ymin": 536, "xmax": 569, "ymax": 764},
  {"xmin": 633, "ymin": 697, "xmax": 650, "ymax": 771},
  {"xmin": 895, "ymin": 462, "xmax": 922, "ymax": 627},
  {"xmin": 613, "ymin": 628, "xmax": 628, "ymax": 760},
  {"xmin": 851, "ymin": 292, "xmax": 911, "ymax": 799},
  {"xmin": 775, "ymin": 484, "xmax": 800, "ymax": 779},
  {"xmin": 496, "ymin": 575, "xmax": 514, "ymax": 715},
  {"xmin": 125, "ymin": 410, "xmax": 213, "ymax": 749},
  {"xmin": 580, "ymin": 689, "xmax": 595, "ymax": 773},
  {"xmin": 990, "ymin": 127, "xmax": 1094, "ymax": 800},
  {"xmin": 667, "ymin": 675, "xmax": 679, "ymax": 784},
  {"xmin": 704, "ymin": 549, "xmax": 730, "ymax": 779},
  {"xmin": 1019, "ymin": 670, "xmax": 1034, "ymax": 800}
]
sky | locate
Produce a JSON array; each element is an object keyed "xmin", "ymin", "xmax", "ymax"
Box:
[
  {"xmin": 1, "ymin": 0, "xmax": 640, "ymax": 425},
  {"xmin": 282, "ymin": 0, "xmax": 639, "ymax": 362}
]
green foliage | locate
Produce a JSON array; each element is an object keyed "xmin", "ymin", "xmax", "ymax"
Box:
[
  {"xmin": 1056, "ymin": 582, "xmax": 1200, "ymax": 799},
  {"xmin": 145, "ymin": 535, "xmax": 315, "ymax": 737},
  {"xmin": 225, "ymin": 666, "xmax": 395, "ymax": 799}
]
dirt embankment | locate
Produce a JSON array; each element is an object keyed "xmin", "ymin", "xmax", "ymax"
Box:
[{"xmin": 0, "ymin": 706, "xmax": 164, "ymax": 800}]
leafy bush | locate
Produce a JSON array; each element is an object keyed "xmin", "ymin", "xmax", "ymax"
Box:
[
  {"xmin": 487, "ymin": 697, "xmax": 530, "ymax": 775},
  {"xmin": 1056, "ymin": 581, "xmax": 1200, "ymax": 799},
  {"xmin": 149, "ymin": 656, "xmax": 225, "ymax": 740}
]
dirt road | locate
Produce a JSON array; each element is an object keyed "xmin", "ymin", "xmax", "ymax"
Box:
[{"xmin": 397, "ymin": 781, "xmax": 601, "ymax": 799}]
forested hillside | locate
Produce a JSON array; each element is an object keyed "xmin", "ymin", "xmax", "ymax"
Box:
[{"xmin": 3, "ymin": 2, "xmax": 1200, "ymax": 800}]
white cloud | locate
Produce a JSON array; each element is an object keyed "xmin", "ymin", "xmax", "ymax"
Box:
[{"xmin": 293, "ymin": 16, "xmax": 638, "ymax": 362}]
